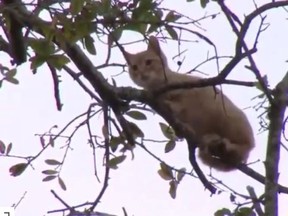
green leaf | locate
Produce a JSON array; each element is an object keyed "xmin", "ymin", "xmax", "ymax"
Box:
[
  {"xmin": 214, "ymin": 208, "xmax": 232, "ymax": 216},
  {"xmin": 58, "ymin": 177, "xmax": 67, "ymax": 191},
  {"xmin": 230, "ymin": 193, "xmax": 236, "ymax": 202},
  {"xmin": 42, "ymin": 170, "xmax": 58, "ymax": 175},
  {"xmin": 5, "ymin": 68, "xmax": 19, "ymax": 84},
  {"xmin": 166, "ymin": 26, "xmax": 178, "ymax": 40},
  {"xmin": 45, "ymin": 159, "xmax": 62, "ymax": 166},
  {"xmin": 5, "ymin": 68, "xmax": 17, "ymax": 79},
  {"xmin": 30, "ymin": 55, "xmax": 46, "ymax": 70},
  {"xmin": 70, "ymin": 0, "xmax": 85, "ymax": 15},
  {"xmin": 9, "ymin": 163, "xmax": 28, "ymax": 177},
  {"xmin": 133, "ymin": 0, "xmax": 140, "ymax": 6},
  {"xmin": 158, "ymin": 162, "xmax": 173, "ymax": 180},
  {"xmin": 47, "ymin": 55, "xmax": 70, "ymax": 70},
  {"xmin": 42, "ymin": 175, "xmax": 57, "ymax": 182},
  {"xmin": 154, "ymin": 9, "xmax": 163, "ymax": 20},
  {"xmin": 40, "ymin": 136, "xmax": 45, "ymax": 148},
  {"xmin": 235, "ymin": 208, "xmax": 255, "ymax": 216},
  {"xmin": 165, "ymin": 11, "xmax": 181, "ymax": 22},
  {"xmin": 147, "ymin": 24, "xmax": 159, "ymax": 34},
  {"xmin": 169, "ymin": 180, "xmax": 178, "ymax": 199},
  {"xmin": 28, "ymin": 38, "xmax": 55, "ymax": 56},
  {"xmin": 158, "ymin": 169, "xmax": 172, "ymax": 181},
  {"xmin": 107, "ymin": 155, "xmax": 127, "ymax": 169},
  {"xmin": 108, "ymin": 28, "xmax": 123, "ymax": 46},
  {"xmin": 5, "ymin": 77, "xmax": 19, "ymax": 85},
  {"xmin": 164, "ymin": 140, "xmax": 176, "ymax": 153},
  {"xmin": 6, "ymin": 142, "xmax": 12, "ymax": 155},
  {"xmin": 200, "ymin": 0, "xmax": 210, "ymax": 8},
  {"xmin": 84, "ymin": 35, "xmax": 96, "ymax": 55},
  {"xmin": 0, "ymin": 140, "xmax": 5, "ymax": 154},
  {"xmin": 110, "ymin": 136, "xmax": 124, "ymax": 152},
  {"xmin": 159, "ymin": 122, "xmax": 176, "ymax": 140},
  {"xmin": 127, "ymin": 121, "xmax": 145, "ymax": 138},
  {"xmin": 176, "ymin": 168, "xmax": 186, "ymax": 182},
  {"xmin": 93, "ymin": 0, "xmax": 108, "ymax": 16},
  {"xmin": 126, "ymin": 110, "xmax": 147, "ymax": 120},
  {"xmin": 102, "ymin": 0, "xmax": 111, "ymax": 12},
  {"xmin": 49, "ymin": 136, "xmax": 55, "ymax": 148},
  {"xmin": 138, "ymin": 0, "xmax": 154, "ymax": 12}
]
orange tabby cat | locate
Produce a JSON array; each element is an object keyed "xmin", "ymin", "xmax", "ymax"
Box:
[{"xmin": 124, "ymin": 36, "xmax": 254, "ymax": 171}]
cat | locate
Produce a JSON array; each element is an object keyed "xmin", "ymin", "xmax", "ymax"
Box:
[{"xmin": 124, "ymin": 36, "xmax": 254, "ymax": 171}]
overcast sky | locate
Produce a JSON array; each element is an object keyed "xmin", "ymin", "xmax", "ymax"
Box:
[{"xmin": 1, "ymin": 0, "xmax": 288, "ymax": 215}]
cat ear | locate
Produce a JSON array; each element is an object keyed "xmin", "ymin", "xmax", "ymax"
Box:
[
  {"xmin": 123, "ymin": 50, "xmax": 133, "ymax": 65},
  {"xmin": 147, "ymin": 36, "xmax": 168, "ymax": 65},
  {"xmin": 147, "ymin": 36, "xmax": 161, "ymax": 54}
]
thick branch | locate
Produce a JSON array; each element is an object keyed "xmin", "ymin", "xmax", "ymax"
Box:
[
  {"xmin": 264, "ymin": 72, "xmax": 288, "ymax": 216},
  {"xmin": 238, "ymin": 164, "xmax": 288, "ymax": 194},
  {"xmin": 2, "ymin": 0, "xmax": 27, "ymax": 65},
  {"xmin": 154, "ymin": 77, "xmax": 255, "ymax": 96}
]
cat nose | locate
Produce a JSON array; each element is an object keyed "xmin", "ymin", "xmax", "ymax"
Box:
[{"xmin": 132, "ymin": 65, "xmax": 138, "ymax": 71}]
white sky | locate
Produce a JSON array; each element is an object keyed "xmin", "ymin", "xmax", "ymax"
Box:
[{"xmin": 1, "ymin": 0, "xmax": 288, "ymax": 215}]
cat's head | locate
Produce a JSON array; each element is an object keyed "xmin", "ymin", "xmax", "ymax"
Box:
[{"xmin": 124, "ymin": 36, "xmax": 170, "ymax": 90}]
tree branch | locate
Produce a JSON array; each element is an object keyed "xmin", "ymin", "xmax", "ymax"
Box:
[
  {"xmin": 238, "ymin": 164, "xmax": 288, "ymax": 194},
  {"xmin": 264, "ymin": 72, "xmax": 288, "ymax": 216},
  {"xmin": 12, "ymin": 1, "xmax": 288, "ymax": 200},
  {"xmin": 90, "ymin": 104, "xmax": 110, "ymax": 211},
  {"xmin": 218, "ymin": 0, "xmax": 277, "ymax": 103},
  {"xmin": 2, "ymin": 0, "xmax": 27, "ymax": 65}
]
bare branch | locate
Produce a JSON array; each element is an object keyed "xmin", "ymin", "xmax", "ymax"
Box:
[
  {"xmin": 218, "ymin": 0, "xmax": 282, "ymax": 103},
  {"xmin": 90, "ymin": 104, "xmax": 110, "ymax": 211},
  {"xmin": 247, "ymin": 186, "xmax": 264, "ymax": 216},
  {"xmin": 50, "ymin": 189, "xmax": 72, "ymax": 210},
  {"xmin": 63, "ymin": 65, "xmax": 102, "ymax": 104}
]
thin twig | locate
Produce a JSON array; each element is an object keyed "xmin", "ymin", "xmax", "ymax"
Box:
[
  {"xmin": 50, "ymin": 190, "xmax": 72, "ymax": 210},
  {"xmin": 247, "ymin": 186, "xmax": 264, "ymax": 216},
  {"xmin": 47, "ymin": 63, "xmax": 62, "ymax": 111},
  {"xmin": 63, "ymin": 65, "xmax": 102, "ymax": 103},
  {"xmin": 90, "ymin": 104, "xmax": 110, "ymax": 211}
]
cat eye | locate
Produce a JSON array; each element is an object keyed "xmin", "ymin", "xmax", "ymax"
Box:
[
  {"xmin": 132, "ymin": 65, "xmax": 138, "ymax": 71},
  {"xmin": 145, "ymin": 59, "xmax": 152, "ymax": 66}
]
